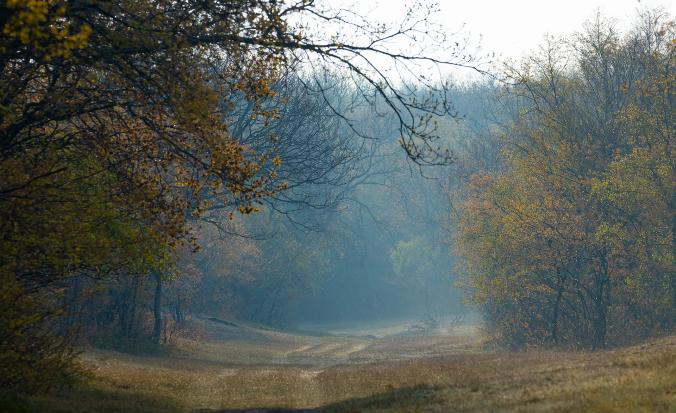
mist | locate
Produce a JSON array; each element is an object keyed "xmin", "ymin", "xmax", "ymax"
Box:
[{"xmin": 2, "ymin": 2, "xmax": 673, "ymax": 411}]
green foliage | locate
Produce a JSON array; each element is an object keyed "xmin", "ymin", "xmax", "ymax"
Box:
[{"xmin": 390, "ymin": 236, "xmax": 440, "ymax": 285}]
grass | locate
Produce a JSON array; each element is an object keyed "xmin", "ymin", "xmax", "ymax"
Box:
[
  {"xmin": 320, "ymin": 338, "xmax": 676, "ymax": 412},
  {"xmin": 3, "ymin": 319, "xmax": 674, "ymax": 413}
]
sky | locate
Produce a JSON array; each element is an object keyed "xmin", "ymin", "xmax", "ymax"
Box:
[
  {"xmin": 330, "ymin": 0, "xmax": 674, "ymax": 78},
  {"xmin": 364, "ymin": 0, "xmax": 676, "ymax": 58},
  {"xmin": 432, "ymin": 0, "xmax": 674, "ymax": 60}
]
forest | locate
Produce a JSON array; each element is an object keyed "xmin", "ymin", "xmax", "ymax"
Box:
[{"xmin": 0, "ymin": 1, "xmax": 674, "ymax": 412}]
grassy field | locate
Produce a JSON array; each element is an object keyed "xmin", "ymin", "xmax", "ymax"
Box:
[{"xmin": 7, "ymin": 318, "xmax": 675, "ymax": 413}]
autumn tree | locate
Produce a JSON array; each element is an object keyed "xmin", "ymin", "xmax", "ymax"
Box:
[{"xmin": 455, "ymin": 11, "xmax": 674, "ymax": 349}]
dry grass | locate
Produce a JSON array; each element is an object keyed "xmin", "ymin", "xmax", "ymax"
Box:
[
  {"xmin": 319, "ymin": 337, "xmax": 676, "ymax": 413},
  {"xmin": 7, "ymin": 319, "xmax": 675, "ymax": 413}
]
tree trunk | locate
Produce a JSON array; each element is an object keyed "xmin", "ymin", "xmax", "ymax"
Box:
[
  {"xmin": 550, "ymin": 272, "xmax": 565, "ymax": 346},
  {"xmin": 128, "ymin": 275, "xmax": 139, "ymax": 340},
  {"xmin": 592, "ymin": 290, "xmax": 607, "ymax": 350},
  {"xmin": 152, "ymin": 272, "xmax": 162, "ymax": 345},
  {"xmin": 591, "ymin": 251, "xmax": 609, "ymax": 350},
  {"xmin": 174, "ymin": 297, "xmax": 183, "ymax": 324},
  {"xmin": 118, "ymin": 285, "xmax": 130, "ymax": 339}
]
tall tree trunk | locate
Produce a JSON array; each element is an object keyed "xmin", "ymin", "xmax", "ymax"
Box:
[
  {"xmin": 174, "ymin": 297, "xmax": 183, "ymax": 324},
  {"xmin": 550, "ymin": 271, "xmax": 565, "ymax": 346},
  {"xmin": 670, "ymin": 194, "xmax": 676, "ymax": 321},
  {"xmin": 592, "ymin": 291, "xmax": 607, "ymax": 349},
  {"xmin": 118, "ymin": 285, "xmax": 130, "ymax": 339},
  {"xmin": 592, "ymin": 251, "xmax": 609, "ymax": 350},
  {"xmin": 152, "ymin": 272, "xmax": 162, "ymax": 345},
  {"xmin": 128, "ymin": 275, "xmax": 139, "ymax": 340}
]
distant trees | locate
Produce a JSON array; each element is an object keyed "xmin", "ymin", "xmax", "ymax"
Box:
[
  {"xmin": 455, "ymin": 11, "xmax": 674, "ymax": 349},
  {"xmin": 390, "ymin": 235, "xmax": 449, "ymax": 320}
]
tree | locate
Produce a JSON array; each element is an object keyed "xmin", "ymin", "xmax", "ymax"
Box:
[{"xmin": 454, "ymin": 10, "xmax": 674, "ymax": 349}]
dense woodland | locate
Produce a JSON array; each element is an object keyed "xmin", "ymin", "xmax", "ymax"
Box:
[{"xmin": 0, "ymin": 0, "xmax": 673, "ymax": 402}]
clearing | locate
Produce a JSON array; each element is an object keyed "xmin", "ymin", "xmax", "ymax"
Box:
[{"xmin": 14, "ymin": 317, "xmax": 676, "ymax": 413}]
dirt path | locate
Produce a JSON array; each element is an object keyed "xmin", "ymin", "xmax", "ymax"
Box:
[
  {"xmin": 35, "ymin": 321, "xmax": 675, "ymax": 413},
  {"xmin": 172, "ymin": 316, "xmax": 482, "ymax": 367}
]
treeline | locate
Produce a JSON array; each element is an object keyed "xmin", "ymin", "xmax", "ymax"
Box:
[{"xmin": 454, "ymin": 12, "xmax": 674, "ymax": 349}]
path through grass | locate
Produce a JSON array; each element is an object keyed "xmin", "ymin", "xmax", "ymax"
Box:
[{"xmin": 9, "ymin": 318, "xmax": 675, "ymax": 413}]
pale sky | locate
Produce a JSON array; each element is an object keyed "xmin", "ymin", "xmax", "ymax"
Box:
[
  {"xmin": 433, "ymin": 0, "xmax": 674, "ymax": 60},
  {"xmin": 331, "ymin": 0, "xmax": 674, "ymax": 70}
]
